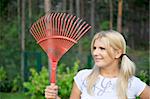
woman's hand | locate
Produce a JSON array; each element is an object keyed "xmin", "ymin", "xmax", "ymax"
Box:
[{"xmin": 45, "ymin": 84, "xmax": 60, "ymax": 99}]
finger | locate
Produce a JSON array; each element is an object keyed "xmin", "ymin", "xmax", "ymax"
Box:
[
  {"xmin": 45, "ymin": 91, "xmax": 57, "ymax": 98},
  {"xmin": 45, "ymin": 90, "xmax": 57, "ymax": 94},
  {"xmin": 53, "ymin": 85, "xmax": 58, "ymax": 90},
  {"xmin": 45, "ymin": 92, "xmax": 57, "ymax": 96},
  {"xmin": 45, "ymin": 86, "xmax": 58, "ymax": 92},
  {"xmin": 46, "ymin": 85, "xmax": 58, "ymax": 90}
]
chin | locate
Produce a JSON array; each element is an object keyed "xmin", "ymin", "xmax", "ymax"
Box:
[{"xmin": 95, "ymin": 63, "xmax": 105, "ymax": 67}]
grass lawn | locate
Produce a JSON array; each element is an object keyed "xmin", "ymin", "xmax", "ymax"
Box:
[{"xmin": 0, "ymin": 92, "xmax": 30, "ymax": 99}]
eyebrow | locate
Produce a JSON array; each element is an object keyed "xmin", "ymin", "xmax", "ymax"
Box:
[{"xmin": 93, "ymin": 46, "xmax": 106, "ymax": 49}]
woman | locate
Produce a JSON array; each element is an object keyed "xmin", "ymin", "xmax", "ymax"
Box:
[{"xmin": 45, "ymin": 30, "xmax": 150, "ymax": 99}]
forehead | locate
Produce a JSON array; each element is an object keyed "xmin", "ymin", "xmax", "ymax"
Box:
[{"xmin": 94, "ymin": 37, "xmax": 109, "ymax": 47}]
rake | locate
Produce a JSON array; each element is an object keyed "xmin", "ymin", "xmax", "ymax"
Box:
[{"xmin": 30, "ymin": 12, "xmax": 91, "ymax": 91}]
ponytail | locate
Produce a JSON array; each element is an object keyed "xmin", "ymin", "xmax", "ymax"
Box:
[{"xmin": 117, "ymin": 54, "xmax": 136, "ymax": 99}]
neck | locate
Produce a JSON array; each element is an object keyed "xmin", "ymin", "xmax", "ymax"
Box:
[{"xmin": 100, "ymin": 62, "xmax": 120, "ymax": 78}]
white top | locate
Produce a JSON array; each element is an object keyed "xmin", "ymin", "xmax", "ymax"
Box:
[{"xmin": 74, "ymin": 69, "xmax": 146, "ymax": 99}]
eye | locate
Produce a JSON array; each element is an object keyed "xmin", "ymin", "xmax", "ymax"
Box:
[
  {"xmin": 99, "ymin": 47, "xmax": 105, "ymax": 50},
  {"xmin": 93, "ymin": 46, "xmax": 96, "ymax": 50}
]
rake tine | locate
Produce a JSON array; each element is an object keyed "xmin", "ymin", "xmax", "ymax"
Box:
[
  {"xmin": 32, "ymin": 24, "xmax": 40, "ymax": 41},
  {"xmin": 76, "ymin": 24, "xmax": 91, "ymax": 41},
  {"xmin": 60, "ymin": 13, "xmax": 66, "ymax": 36},
  {"xmin": 33, "ymin": 25, "xmax": 41, "ymax": 41},
  {"xmin": 66, "ymin": 15, "xmax": 76, "ymax": 38},
  {"xmin": 72, "ymin": 21, "xmax": 86, "ymax": 39},
  {"xmin": 41, "ymin": 16, "xmax": 47, "ymax": 37},
  {"xmin": 57, "ymin": 13, "xmax": 63, "ymax": 36},
  {"xmin": 62, "ymin": 14, "xmax": 70, "ymax": 36},
  {"xmin": 45, "ymin": 13, "xmax": 51, "ymax": 36},
  {"xmin": 52, "ymin": 13, "xmax": 57, "ymax": 36},
  {"xmin": 70, "ymin": 19, "xmax": 83, "ymax": 39},
  {"xmin": 37, "ymin": 20, "xmax": 44, "ymax": 39},
  {"xmin": 49, "ymin": 13, "xmax": 54, "ymax": 36},
  {"xmin": 75, "ymin": 23, "xmax": 89, "ymax": 40},
  {"xmin": 55, "ymin": 13, "xmax": 61, "ymax": 35},
  {"xmin": 38, "ymin": 19, "xmax": 44, "ymax": 40},
  {"xmin": 30, "ymin": 27, "xmax": 38, "ymax": 41},
  {"xmin": 64, "ymin": 14, "xmax": 74, "ymax": 37},
  {"xmin": 69, "ymin": 18, "xmax": 80, "ymax": 38}
]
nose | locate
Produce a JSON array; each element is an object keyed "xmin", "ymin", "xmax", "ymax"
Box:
[{"xmin": 93, "ymin": 49, "xmax": 100, "ymax": 56}]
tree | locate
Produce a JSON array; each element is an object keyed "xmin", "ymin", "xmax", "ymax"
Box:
[
  {"xmin": 69, "ymin": 0, "xmax": 73, "ymax": 14},
  {"xmin": 21, "ymin": 0, "xmax": 25, "ymax": 82},
  {"xmin": 63, "ymin": 0, "xmax": 66, "ymax": 12},
  {"xmin": 117, "ymin": 0, "xmax": 123, "ymax": 33},
  {"xmin": 90, "ymin": 0, "xmax": 95, "ymax": 37},
  {"xmin": 109, "ymin": 0, "xmax": 113, "ymax": 30},
  {"xmin": 76, "ymin": 0, "xmax": 82, "ymax": 58},
  {"xmin": 76, "ymin": 0, "xmax": 80, "ymax": 17},
  {"xmin": 44, "ymin": 0, "xmax": 51, "ymax": 13},
  {"xmin": 28, "ymin": 0, "xmax": 32, "ymax": 27}
]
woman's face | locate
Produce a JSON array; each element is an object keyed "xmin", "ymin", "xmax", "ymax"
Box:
[{"xmin": 92, "ymin": 38, "xmax": 117, "ymax": 68}]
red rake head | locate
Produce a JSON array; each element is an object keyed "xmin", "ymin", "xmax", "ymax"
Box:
[{"xmin": 30, "ymin": 12, "xmax": 91, "ymax": 83}]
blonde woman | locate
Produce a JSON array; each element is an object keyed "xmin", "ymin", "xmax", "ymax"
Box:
[{"xmin": 45, "ymin": 30, "xmax": 150, "ymax": 99}]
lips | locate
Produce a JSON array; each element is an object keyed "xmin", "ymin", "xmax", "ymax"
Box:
[{"xmin": 94, "ymin": 58, "xmax": 102, "ymax": 62}]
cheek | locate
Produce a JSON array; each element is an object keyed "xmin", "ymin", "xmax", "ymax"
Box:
[
  {"xmin": 107, "ymin": 48, "xmax": 116, "ymax": 59},
  {"xmin": 103, "ymin": 52, "xmax": 114, "ymax": 63},
  {"xmin": 103, "ymin": 51, "xmax": 112, "ymax": 58}
]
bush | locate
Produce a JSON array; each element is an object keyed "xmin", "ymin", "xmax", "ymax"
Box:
[
  {"xmin": 137, "ymin": 70, "xmax": 149, "ymax": 84},
  {"xmin": 11, "ymin": 74, "xmax": 22, "ymax": 92},
  {"xmin": 0, "ymin": 66, "xmax": 22, "ymax": 92},
  {"xmin": 0, "ymin": 67, "xmax": 12, "ymax": 92},
  {"xmin": 23, "ymin": 66, "xmax": 49, "ymax": 99},
  {"xmin": 0, "ymin": 67, "xmax": 6, "ymax": 82},
  {"xmin": 57, "ymin": 61, "xmax": 79, "ymax": 99},
  {"xmin": 23, "ymin": 61, "xmax": 79, "ymax": 99},
  {"xmin": 0, "ymin": 67, "xmax": 7, "ymax": 91}
]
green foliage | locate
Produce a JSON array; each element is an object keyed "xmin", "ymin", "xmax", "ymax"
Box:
[
  {"xmin": 137, "ymin": 70, "xmax": 149, "ymax": 84},
  {"xmin": 23, "ymin": 66, "xmax": 49, "ymax": 99},
  {"xmin": 126, "ymin": 49, "xmax": 149, "ymax": 86},
  {"xmin": 100, "ymin": 20, "xmax": 109, "ymax": 30},
  {"xmin": 11, "ymin": 74, "xmax": 22, "ymax": 92},
  {"xmin": 0, "ymin": 67, "xmax": 12, "ymax": 92},
  {"xmin": 0, "ymin": 92, "xmax": 30, "ymax": 99},
  {"xmin": 0, "ymin": 66, "xmax": 22, "ymax": 92},
  {"xmin": 0, "ymin": 67, "xmax": 6, "ymax": 82},
  {"xmin": 0, "ymin": 67, "xmax": 7, "ymax": 89},
  {"xmin": 57, "ymin": 61, "xmax": 79, "ymax": 99},
  {"xmin": 23, "ymin": 61, "xmax": 79, "ymax": 99}
]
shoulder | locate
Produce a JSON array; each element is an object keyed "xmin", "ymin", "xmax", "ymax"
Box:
[
  {"xmin": 74, "ymin": 69, "xmax": 92, "ymax": 82},
  {"xmin": 77, "ymin": 69, "xmax": 92, "ymax": 75},
  {"xmin": 129, "ymin": 76, "xmax": 150, "ymax": 98},
  {"xmin": 75, "ymin": 69, "xmax": 92, "ymax": 78},
  {"xmin": 128, "ymin": 76, "xmax": 147, "ymax": 96},
  {"xmin": 129, "ymin": 76, "xmax": 146, "ymax": 87},
  {"xmin": 130, "ymin": 76, "xmax": 146, "ymax": 84}
]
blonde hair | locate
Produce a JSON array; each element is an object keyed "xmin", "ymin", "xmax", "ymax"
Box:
[{"xmin": 86, "ymin": 30, "xmax": 135, "ymax": 99}]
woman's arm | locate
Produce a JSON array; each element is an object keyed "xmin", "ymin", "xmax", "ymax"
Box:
[
  {"xmin": 70, "ymin": 82, "xmax": 81, "ymax": 99},
  {"xmin": 140, "ymin": 85, "xmax": 150, "ymax": 99}
]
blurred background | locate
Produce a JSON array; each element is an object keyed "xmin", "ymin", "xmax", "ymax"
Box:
[{"xmin": 0, "ymin": 0, "xmax": 149, "ymax": 99}]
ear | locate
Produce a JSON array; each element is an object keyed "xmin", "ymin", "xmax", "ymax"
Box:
[{"xmin": 114, "ymin": 49, "xmax": 122, "ymax": 59}]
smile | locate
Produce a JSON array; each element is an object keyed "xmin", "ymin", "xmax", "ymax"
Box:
[{"xmin": 94, "ymin": 58, "xmax": 102, "ymax": 62}]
